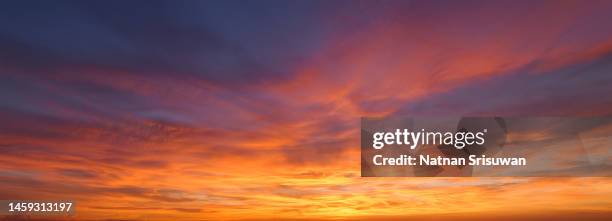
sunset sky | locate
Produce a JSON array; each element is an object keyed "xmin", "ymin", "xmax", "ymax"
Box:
[{"xmin": 1, "ymin": 0, "xmax": 611, "ymax": 220}]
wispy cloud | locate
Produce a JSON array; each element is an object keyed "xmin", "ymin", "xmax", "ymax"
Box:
[{"xmin": 1, "ymin": 0, "xmax": 611, "ymax": 220}]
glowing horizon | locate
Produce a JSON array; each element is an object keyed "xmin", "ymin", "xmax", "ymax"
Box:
[{"xmin": 0, "ymin": 0, "xmax": 611, "ymax": 220}]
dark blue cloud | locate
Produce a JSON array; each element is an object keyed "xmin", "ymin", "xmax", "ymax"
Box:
[
  {"xmin": 395, "ymin": 53, "xmax": 612, "ymax": 116},
  {"xmin": 0, "ymin": 0, "xmax": 381, "ymax": 85}
]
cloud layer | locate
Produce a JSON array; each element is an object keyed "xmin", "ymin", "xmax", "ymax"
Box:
[{"xmin": 1, "ymin": 0, "xmax": 611, "ymax": 220}]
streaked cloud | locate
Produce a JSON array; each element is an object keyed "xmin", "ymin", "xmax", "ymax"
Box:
[{"xmin": 0, "ymin": 0, "xmax": 611, "ymax": 220}]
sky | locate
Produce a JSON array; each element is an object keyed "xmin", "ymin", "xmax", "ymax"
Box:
[{"xmin": 0, "ymin": 0, "xmax": 611, "ymax": 220}]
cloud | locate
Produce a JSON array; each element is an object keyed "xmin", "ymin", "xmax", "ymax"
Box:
[{"xmin": 0, "ymin": 1, "xmax": 612, "ymax": 220}]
